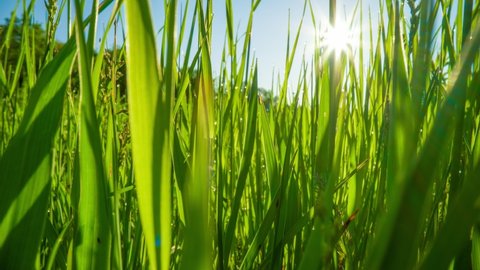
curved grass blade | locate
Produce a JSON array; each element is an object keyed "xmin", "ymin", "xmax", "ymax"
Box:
[{"xmin": 0, "ymin": 38, "xmax": 76, "ymax": 269}]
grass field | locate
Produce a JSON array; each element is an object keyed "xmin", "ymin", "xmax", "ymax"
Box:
[{"xmin": 1, "ymin": 0, "xmax": 480, "ymax": 269}]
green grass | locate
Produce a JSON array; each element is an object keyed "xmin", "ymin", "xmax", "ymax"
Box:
[{"xmin": 1, "ymin": 0, "xmax": 480, "ymax": 269}]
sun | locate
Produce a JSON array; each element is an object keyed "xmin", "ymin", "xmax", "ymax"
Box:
[{"xmin": 321, "ymin": 21, "xmax": 358, "ymax": 58}]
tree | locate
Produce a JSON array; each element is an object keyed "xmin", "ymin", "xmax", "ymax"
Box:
[{"xmin": 0, "ymin": 16, "xmax": 54, "ymax": 73}]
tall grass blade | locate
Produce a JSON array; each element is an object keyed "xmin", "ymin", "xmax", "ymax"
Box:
[
  {"xmin": 72, "ymin": 0, "xmax": 112, "ymax": 268},
  {"xmin": 124, "ymin": 0, "xmax": 173, "ymax": 268},
  {"xmin": 181, "ymin": 67, "xmax": 213, "ymax": 270},
  {"xmin": 0, "ymin": 39, "xmax": 76, "ymax": 269},
  {"xmin": 181, "ymin": 2, "xmax": 213, "ymax": 268}
]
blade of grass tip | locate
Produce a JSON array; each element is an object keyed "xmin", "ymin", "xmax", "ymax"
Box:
[
  {"xmin": 124, "ymin": 0, "xmax": 172, "ymax": 269},
  {"xmin": 72, "ymin": 0, "xmax": 112, "ymax": 268},
  {"xmin": 0, "ymin": 38, "xmax": 76, "ymax": 269},
  {"xmin": 280, "ymin": 2, "xmax": 306, "ymax": 103}
]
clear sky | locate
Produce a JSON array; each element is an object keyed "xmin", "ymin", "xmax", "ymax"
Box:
[{"xmin": 0, "ymin": 0, "xmax": 382, "ymax": 88}]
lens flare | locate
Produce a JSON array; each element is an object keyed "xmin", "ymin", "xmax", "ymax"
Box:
[{"xmin": 322, "ymin": 21, "xmax": 358, "ymax": 58}]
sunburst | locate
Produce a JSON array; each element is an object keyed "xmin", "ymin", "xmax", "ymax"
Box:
[{"xmin": 321, "ymin": 21, "xmax": 358, "ymax": 58}]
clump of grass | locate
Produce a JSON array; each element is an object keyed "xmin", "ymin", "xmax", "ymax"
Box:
[{"xmin": 1, "ymin": 0, "xmax": 480, "ymax": 269}]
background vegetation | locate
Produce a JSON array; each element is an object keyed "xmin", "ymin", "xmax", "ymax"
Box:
[{"xmin": 1, "ymin": 0, "xmax": 480, "ymax": 269}]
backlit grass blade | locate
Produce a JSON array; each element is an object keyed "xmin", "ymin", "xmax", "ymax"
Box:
[
  {"xmin": 124, "ymin": 0, "xmax": 173, "ymax": 269},
  {"xmin": 180, "ymin": 73, "xmax": 213, "ymax": 270},
  {"xmin": 0, "ymin": 38, "xmax": 76, "ymax": 269},
  {"xmin": 180, "ymin": 1, "xmax": 213, "ymax": 268},
  {"xmin": 72, "ymin": 0, "xmax": 112, "ymax": 268}
]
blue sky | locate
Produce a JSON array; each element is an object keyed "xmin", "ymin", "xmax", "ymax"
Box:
[{"xmin": 0, "ymin": 0, "xmax": 382, "ymax": 88}]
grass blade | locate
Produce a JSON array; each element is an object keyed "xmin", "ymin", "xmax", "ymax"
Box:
[
  {"xmin": 0, "ymin": 38, "xmax": 76, "ymax": 269},
  {"xmin": 124, "ymin": 0, "xmax": 173, "ymax": 268},
  {"xmin": 72, "ymin": 0, "xmax": 112, "ymax": 268}
]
